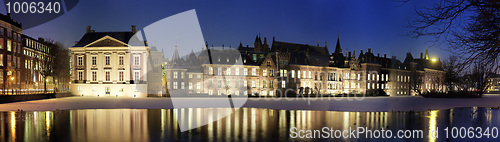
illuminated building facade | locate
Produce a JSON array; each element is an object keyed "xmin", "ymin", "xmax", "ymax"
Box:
[
  {"xmin": 487, "ymin": 74, "xmax": 500, "ymax": 93},
  {"xmin": 21, "ymin": 35, "xmax": 55, "ymax": 93},
  {"xmin": 69, "ymin": 26, "xmax": 150, "ymax": 97},
  {"xmin": 164, "ymin": 34, "xmax": 446, "ymax": 96},
  {"xmin": 0, "ymin": 13, "xmax": 23, "ymax": 94}
]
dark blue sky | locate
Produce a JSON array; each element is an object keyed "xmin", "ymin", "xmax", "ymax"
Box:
[{"xmin": 15, "ymin": 0, "xmax": 449, "ymax": 61}]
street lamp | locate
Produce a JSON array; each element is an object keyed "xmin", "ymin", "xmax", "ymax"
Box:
[
  {"xmin": 431, "ymin": 58, "xmax": 437, "ymax": 62},
  {"xmin": 10, "ymin": 77, "xmax": 14, "ymax": 95}
]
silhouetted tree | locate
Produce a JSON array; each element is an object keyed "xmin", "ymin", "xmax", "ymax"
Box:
[
  {"xmin": 44, "ymin": 39, "xmax": 70, "ymax": 93},
  {"xmin": 443, "ymin": 56, "xmax": 460, "ymax": 91},
  {"xmin": 403, "ymin": 0, "xmax": 499, "ymax": 70}
]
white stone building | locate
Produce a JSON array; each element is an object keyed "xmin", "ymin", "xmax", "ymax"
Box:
[{"xmin": 69, "ymin": 26, "xmax": 149, "ymax": 97}]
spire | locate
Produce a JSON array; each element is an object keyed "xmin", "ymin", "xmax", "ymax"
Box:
[
  {"xmin": 172, "ymin": 43, "xmax": 180, "ymax": 61},
  {"xmin": 255, "ymin": 34, "xmax": 260, "ymax": 43},
  {"xmin": 334, "ymin": 34, "xmax": 342, "ymax": 54},
  {"xmin": 425, "ymin": 47, "xmax": 429, "ymax": 60}
]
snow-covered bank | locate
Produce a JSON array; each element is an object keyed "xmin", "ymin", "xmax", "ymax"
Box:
[{"xmin": 0, "ymin": 94, "xmax": 499, "ymax": 112}]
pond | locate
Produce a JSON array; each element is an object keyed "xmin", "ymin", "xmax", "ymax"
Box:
[{"xmin": 0, "ymin": 107, "xmax": 498, "ymax": 142}]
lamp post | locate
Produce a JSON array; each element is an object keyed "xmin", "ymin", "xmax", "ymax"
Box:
[{"xmin": 10, "ymin": 77, "xmax": 14, "ymax": 95}]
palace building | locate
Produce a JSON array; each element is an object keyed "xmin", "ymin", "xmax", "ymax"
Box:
[
  {"xmin": 69, "ymin": 26, "xmax": 150, "ymax": 97},
  {"xmin": 163, "ymin": 34, "xmax": 446, "ymax": 97}
]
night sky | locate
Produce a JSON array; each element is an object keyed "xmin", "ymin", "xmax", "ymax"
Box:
[{"xmin": 4, "ymin": 0, "xmax": 450, "ymax": 61}]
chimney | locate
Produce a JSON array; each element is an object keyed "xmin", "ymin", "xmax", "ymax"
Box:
[
  {"xmin": 273, "ymin": 36, "xmax": 275, "ymax": 42},
  {"xmin": 384, "ymin": 54, "xmax": 387, "ymax": 58},
  {"xmin": 132, "ymin": 25, "xmax": 137, "ymax": 33},
  {"xmin": 222, "ymin": 44, "xmax": 224, "ymax": 50},
  {"xmin": 368, "ymin": 48, "xmax": 371, "ymax": 53},
  {"xmin": 38, "ymin": 38, "xmax": 44, "ymax": 43},
  {"xmin": 420, "ymin": 53, "xmax": 423, "ymax": 59},
  {"xmin": 348, "ymin": 52, "xmax": 351, "ymax": 58},
  {"xmin": 86, "ymin": 26, "xmax": 92, "ymax": 33},
  {"xmin": 361, "ymin": 50, "xmax": 363, "ymax": 54},
  {"xmin": 377, "ymin": 53, "xmax": 380, "ymax": 57}
]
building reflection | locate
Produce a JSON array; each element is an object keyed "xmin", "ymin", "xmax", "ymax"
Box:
[{"xmin": 0, "ymin": 107, "xmax": 498, "ymax": 142}]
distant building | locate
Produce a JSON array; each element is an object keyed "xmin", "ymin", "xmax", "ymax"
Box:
[
  {"xmin": 21, "ymin": 35, "xmax": 55, "ymax": 93},
  {"xmin": 487, "ymin": 74, "xmax": 500, "ymax": 93},
  {"xmin": 69, "ymin": 26, "xmax": 150, "ymax": 97},
  {"xmin": 164, "ymin": 34, "xmax": 447, "ymax": 96}
]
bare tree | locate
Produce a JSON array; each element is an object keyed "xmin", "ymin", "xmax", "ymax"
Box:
[
  {"xmin": 51, "ymin": 43, "xmax": 70, "ymax": 92},
  {"xmin": 443, "ymin": 56, "xmax": 461, "ymax": 91},
  {"xmin": 42, "ymin": 39, "xmax": 70, "ymax": 93},
  {"xmin": 404, "ymin": 0, "xmax": 500, "ymax": 70},
  {"xmin": 470, "ymin": 62, "xmax": 495, "ymax": 95}
]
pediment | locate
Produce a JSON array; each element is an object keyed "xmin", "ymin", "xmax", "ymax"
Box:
[{"xmin": 85, "ymin": 35, "xmax": 128, "ymax": 47}]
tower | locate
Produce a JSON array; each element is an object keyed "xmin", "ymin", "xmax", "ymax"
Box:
[
  {"xmin": 425, "ymin": 47, "xmax": 429, "ymax": 60},
  {"xmin": 254, "ymin": 33, "xmax": 262, "ymax": 52},
  {"xmin": 334, "ymin": 34, "xmax": 342, "ymax": 54}
]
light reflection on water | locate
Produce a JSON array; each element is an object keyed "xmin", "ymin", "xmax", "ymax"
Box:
[{"xmin": 0, "ymin": 107, "xmax": 498, "ymax": 142}]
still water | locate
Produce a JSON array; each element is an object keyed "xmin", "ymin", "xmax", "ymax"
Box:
[{"xmin": 0, "ymin": 107, "xmax": 498, "ymax": 142}]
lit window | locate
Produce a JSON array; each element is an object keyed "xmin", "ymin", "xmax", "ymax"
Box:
[
  {"xmin": 92, "ymin": 56, "xmax": 97, "ymax": 65},
  {"xmin": 105, "ymin": 56, "xmax": 110, "ymax": 65},
  {"xmin": 92, "ymin": 71, "xmax": 97, "ymax": 81},
  {"xmin": 105, "ymin": 71, "xmax": 110, "ymax": 81},
  {"xmin": 78, "ymin": 71, "xmax": 83, "ymax": 81},
  {"xmin": 77, "ymin": 56, "xmax": 83, "ymax": 66},
  {"xmin": 7, "ymin": 40, "xmax": 11, "ymax": 51},
  {"xmin": 119, "ymin": 56, "xmax": 124, "ymax": 65},
  {"xmin": 119, "ymin": 71, "xmax": 124, "ymax": 82},
  {"xmin": 134, "ymin": 56, "xmax": 140, "ymax": 65},
  {"xmin": 263, "ymin": 69, "xmax": 267, "ymax": 77},
  {"xmin": 134, "ymin": 71, "xmax": 140, "ymax": 81}
]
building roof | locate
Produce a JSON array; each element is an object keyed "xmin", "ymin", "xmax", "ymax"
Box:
[
  {"xmin": 0, "ymin": 13, "xmax": 22, "ymax": 28},
  {"xmin": 73, "ymin": 32, "xmax": 137, "ymax": 47},
  {"xmin": 271, "ymin": 41, "xmax": 329, "ymax": 56}
]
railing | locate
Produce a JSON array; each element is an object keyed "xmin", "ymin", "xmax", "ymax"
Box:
[{"xmin": 0, "ymin": 89, "xmax": 56, "ymax": 95}]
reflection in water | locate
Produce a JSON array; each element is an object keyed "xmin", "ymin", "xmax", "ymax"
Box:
[
  {"xmin": 428, "ymin": 110, "xmax": 438, "ymax": 142},
  {"xmin": 0, "ymin": 107, "xmax": 498, "ymax": 142}
]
